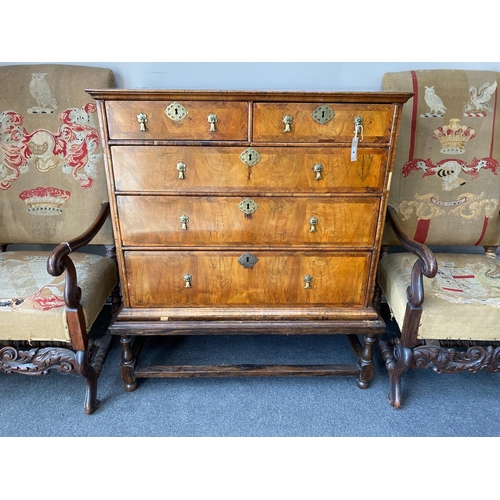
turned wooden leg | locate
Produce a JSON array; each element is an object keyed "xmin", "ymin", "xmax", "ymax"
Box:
[
  {"xmin": 120, "ymin": 335, "xmax": 139, "ymax": 392},
  {"xmin": 75, "ymin": 350, "xmax": 99, "ymax": 415},
  {"xmin": 387, "ymin": 340, "xmax": 413, "ymax": 409},
  {"xmin": 356, "ymin": 333, "xmax": 376, "ymax": 389}
]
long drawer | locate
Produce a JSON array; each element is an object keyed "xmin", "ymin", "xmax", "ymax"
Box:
[
  {"xmin": 106, "ymin": 100, "xmax": 249, "ymax": 141},
  {"xmin": 117, "ymin": 195, "xmax": 381, "ymax": 247},
  {"xmin": 111, "ymin": 146, "xmax": 388, "ymax": 194},
  {"xmin": 252, "ymin": 102, "xmax": 395, "ymax": 143},
  {"xmin": 124, "ymin": 250, "xmax": 372, "ymax": 307}
]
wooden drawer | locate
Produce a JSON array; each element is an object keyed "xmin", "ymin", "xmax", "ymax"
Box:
[
  {"xmin": 117, "ymin": 195, "xmax": 380, "ymax": 247},
  {"xmin": 111, "ymin": 145, "xmax": 388, "ymax": 194},
  {"xmin": 124, "ymin": 250, "xmax": 371, "ymax": 307},
  {"xmin": 106, "ymin": 100, "xmax": 249, "ymax": 141},
  {"xmin": 253, "ymin": 103, "xmax": 395, "ymax": 143}
]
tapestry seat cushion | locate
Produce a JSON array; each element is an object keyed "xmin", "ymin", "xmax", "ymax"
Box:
[
  {"xmin": 378, "ymin": 252, "xmax": 500, "ymax": 341},
  {"xmin": 0, "ymin": 251, "xmax": 117, "ymax": 343}
]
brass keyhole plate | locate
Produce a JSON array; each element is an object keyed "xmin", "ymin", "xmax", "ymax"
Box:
[
  {"xmin": 311, "ymin": 104, "xmax": 334, "ymax": 125},
  {"xmin": 165, "ymin": 102, "xmax": 188, "ymax": 122},
  {"xmin": 239, "ymin": 147, "xmax": 261, "ymax": 167},
  {"xmin": 238, "ymin": 197, "xmax": 259, "ymax": 215},
  {"xmin": 238, "ymin": 252, "xmax": 258, "ymax": 269}
]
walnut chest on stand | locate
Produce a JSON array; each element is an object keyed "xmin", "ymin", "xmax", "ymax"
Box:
[{"xmin": 87, "ymin": 89, "xmax": 411, "ymax": 392}]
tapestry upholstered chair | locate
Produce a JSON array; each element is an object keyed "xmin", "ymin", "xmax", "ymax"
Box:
[
  {"xmin": 0, "ymin": 64, "xmax": 119, "ymax": 414},
  {"xmin": 376, "ymin": 69, "xmax": 500, "ymax": 408}
]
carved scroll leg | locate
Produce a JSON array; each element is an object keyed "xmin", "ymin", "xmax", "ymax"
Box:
[
  {"xmin": 379, "ymin": 335, "xmax": 413, "ymax": 408},
  {"xmin": 387, "ymin": 340, "xmax": 413, "ymax": 409},
  {"xmin": 120, "ymin": 335, "xmax": 143, "ymax": 392},
  {"xmin": 75, "ymin": 350, "xmax": 99, "ymax": 415},
  {"xmin": 356, "ymin": 334, "xmax": 376, "ymax": 389}
]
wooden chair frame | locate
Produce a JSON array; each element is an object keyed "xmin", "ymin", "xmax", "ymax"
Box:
[{"xmin": 0, "ymin": 202, "xmax": 119, "ymax": 414}]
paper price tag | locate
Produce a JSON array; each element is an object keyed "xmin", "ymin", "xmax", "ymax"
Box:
[{"xmin": 351, "ymin": 136, "xmax": 359, "ymax": 162}]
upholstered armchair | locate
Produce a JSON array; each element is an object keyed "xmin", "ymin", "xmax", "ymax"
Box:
[
  {"xmin": 377, "ymin": 69, "xmax": 500, "ymax": 408},
  {"xmin": 0, "ymin": 64, "xmax": 119, "ymax": 414}
]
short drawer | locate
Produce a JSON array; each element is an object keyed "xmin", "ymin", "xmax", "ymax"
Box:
[
  {"xmin": 253, "ymin": 102, "xmax": 395, "ymax": 143},
  {"xmin": 111, "ymin": 145, "xmax": 388, "ymax": 194},
  {"xmin": 124, "ymin": 250, "xmax": 371, "ymax": 307},
  {"xmin": 106, "ymin": 100, "xmax": 249, "ymax": 141},
  {"xmin": 117, "ymin": 195, "xmax": 380, "ymax": 247}
]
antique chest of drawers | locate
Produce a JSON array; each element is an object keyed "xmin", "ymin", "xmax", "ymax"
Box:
[{"xmin": 87, "ymin": 89, "xmax": 411, "ymax": 391}]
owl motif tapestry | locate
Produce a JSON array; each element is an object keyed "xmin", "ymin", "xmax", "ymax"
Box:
[{"xmin": 0, "ymin": 64, "xmax": 115, "ymax": 246}]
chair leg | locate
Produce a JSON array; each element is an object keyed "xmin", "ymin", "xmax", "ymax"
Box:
[
  {"xmin": 379, "ymin": 335, "xmax": 413, "ymax": 409},
  {"xmin": 387, "ymin": 340, "xmax": 413, "ymax": 409},
  {"xmin": 75, "ymin": 350, "xmax": 99, "ymax": 414}
]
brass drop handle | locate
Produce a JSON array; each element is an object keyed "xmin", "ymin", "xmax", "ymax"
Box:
[
  {"xmin": 309, "ymin": 216, "xmax": 318, "ymax": 232},
  {"xmin": 208, "ymin": 113, "xmax": 218, "ymax": 132},
  {"xmin": 137, "ymin": 112, "xmax": 148, "ymax": 132},
  {"xmin": 184, "ymin": 274, "xmax": 192, "ymax": 288},
  {"xmin": 282, "ymin": 114, "xmax": 293, "ymax": 133},
  {"xmin": 180, "ymin": 215, "xmax": 189, "ymax": 230},
  {"xmin": 353, "ymin": 116, "xmax": 364, "ymax": 139},
  {"xmin": 312, "ymin": 163, "xmax": 324, "ymax": 180},
  {"xmin": 304, "ymin": 275, "xmax": 313, "ymax": 289},
  {"xmin": 176, "ymin": 161, "xmax": 187, "ymax": 179}
]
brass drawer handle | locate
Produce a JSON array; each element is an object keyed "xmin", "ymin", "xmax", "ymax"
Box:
[
  {"xmin": 176, "ymin": 161, "xmax": 187, "ymax": 179},
  {"xmin": 309, "ymin": 216, "xmax": 318, "ymax": 232},
  {"xmin": 208, "ymin": 113, "xmax": 218, "ymax": 132},
  {"xmin": 137, "ymin": 112, "xmax": 148, "ymax": 132},
  {"xmin": 282, "ymin": 114, "xmax": 293, "ymax": 133},
  {"xmin": 183, "ymin": 274, "xmax": 192, "ymax": 288},
  {"xmin": 304, "ymin": 275, "xmax": 313, "ymax": 289},
  {"xmin": 312, "ymin": 163, "xmax": 324, "ymax": 180},
  {"xmin": 180, "ymin": 215, "xmax": 189, "ymax": 230},
  {"xmin": 354, "ymin": 116, "xmax": 364, "ymax": 137}
]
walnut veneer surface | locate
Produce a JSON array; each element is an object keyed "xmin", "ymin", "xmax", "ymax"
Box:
[{"xmin": 87, "ymin": 89, "xmax": 412, "ymax": 390}]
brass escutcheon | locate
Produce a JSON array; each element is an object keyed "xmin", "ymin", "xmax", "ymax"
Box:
[
  {"xmin": 166, "ymin": 102, "xmax": 188, "ymax": 122},
  {"xmin": 238, "ymin": 198, "xmax": 258, "ymax": 215},
  {"xmin": 311, "ymin": 104, "xmax": 334, "ymax": 125},
  {"xmin": 238, "ymin": 252, "xmax": 258, "ymax": 269},
  {"xmin": 239, "ymin": 147, "xmax": 261, "ymax": 167},
  {"xmin": 183, "ymin": 274, "xmax": 192, "ymax": 288}
]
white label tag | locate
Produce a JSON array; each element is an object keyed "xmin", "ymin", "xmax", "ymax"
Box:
[{"xmin": 351, "ymin": 136, "xmax": 358, "ymax": 162}]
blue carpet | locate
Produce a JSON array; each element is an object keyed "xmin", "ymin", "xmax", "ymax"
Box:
[{"xmin": 1, "ymin": 305, "xmax": 499, "ymax": 437}]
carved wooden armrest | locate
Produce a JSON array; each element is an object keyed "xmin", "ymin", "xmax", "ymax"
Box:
[
  {"xmin": 386, "ymin": 205, "xmax": 438, "ymax": 307},
  {"xmin": 47, "ymin": 202, "xmax": 110, "ymax": 308}
]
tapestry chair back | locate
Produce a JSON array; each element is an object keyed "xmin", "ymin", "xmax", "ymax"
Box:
[{"xmin": 0, "ymin": 64, "xmax": 118, "ymax": 414}]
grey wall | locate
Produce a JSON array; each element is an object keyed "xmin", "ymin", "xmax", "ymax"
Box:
[{"xmin": 2, "ymin": 62, "xmax": 499, "ymax": 90}]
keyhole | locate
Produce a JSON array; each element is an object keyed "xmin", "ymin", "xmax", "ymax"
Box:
[
  {"xmin": 175, "ymin": 108, "xmax": 178, "ymax": 115},
  {"xmin": 247, "ymin": 203, "xmax": 250, "ymax": 210},
  {"xmin": 322, "ymin": 111, "xmax": 325, "ymax": 118},
  {"xmin": 249, "ymin": 154, "xmax": 252, "ymax": 161},
  {"xmin": 246, "ymin": 256, "xmax": 250, "ymax": 263}
]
